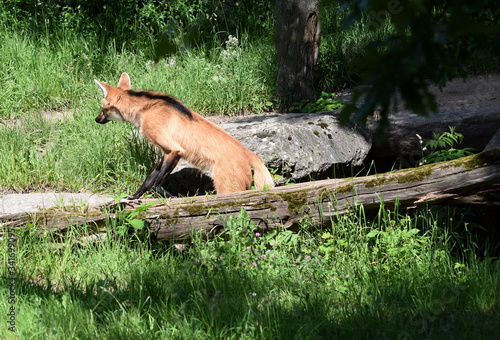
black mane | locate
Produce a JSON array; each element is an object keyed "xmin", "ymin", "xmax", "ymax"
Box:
[{"xmin": 127, "ymin": 90, "xmax": 193, "ymax": 120}]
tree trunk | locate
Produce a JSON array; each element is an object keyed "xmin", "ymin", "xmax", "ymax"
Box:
[
  {"xmin": 2, "ymin": 149, "xmax": 499, "ymax": 242},
  {"xmin": 275, "ymin": 0, "xmax": 321, "ymax": 106}
]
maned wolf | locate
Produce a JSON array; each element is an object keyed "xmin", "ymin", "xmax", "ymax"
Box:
[{"xmin": 94, "ymin": 72, "xmax": 274, "ymax": 199}]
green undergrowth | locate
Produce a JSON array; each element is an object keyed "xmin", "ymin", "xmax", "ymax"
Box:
[
  {"xmin": 1, "ymin": 203, "xmax": 498, "ymax": 338},
  {"xmin": 0, "ymin": 0, "xmax": 276, "ymax": 120},
  {"xmin": 0, "ymin": 28, "xmax": 276, "ymax": 192},
  {"xmin": 418, "ymin": 126, "xmax": 479, "ymax": 166},
  {"xmin": 0, "ymin": 1, "xmax": 404, "ymax": 193},
  {"xmin": 290, "ymin": 91, "xmax": 346, "ymax": 113},
  {"xmin": 0, "ymin": 28, "xmax": 276, "ymax": 120},
  {"xmin": 0, "ymin": 110, "xmax": 157, "ymax": 193}
]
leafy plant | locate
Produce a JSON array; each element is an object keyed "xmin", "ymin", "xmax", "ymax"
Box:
[
  {"xmin": 417, "ymin": 126, "xmax": 478, "ymax": 165},
  {"xmin": 290, "ymin": 92, "xmax": 346, "ymax": 113},
  {"xmin": 110, "ymin": 196, "xmax": 156, "ymax": 234},
  {"xmin": 2, "ymin": 200, "xmax": 499, "ymax": 338}
]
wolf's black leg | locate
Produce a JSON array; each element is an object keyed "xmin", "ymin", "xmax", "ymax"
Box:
[
  {"xmin": 153, "ymin": 152, "xmax": 181, "ymax": 198},
  {"xmin": 127, "ymin": 160, "xmax": 163, "ymax": 200},
  {"xmin": 127, "ymin": 152, "xmax": 181, "ymax": 200}
]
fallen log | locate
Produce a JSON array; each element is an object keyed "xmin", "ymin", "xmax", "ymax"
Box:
[{"xmin": 2, "ymin": 149, "xmax": 500, "ymax": 242}]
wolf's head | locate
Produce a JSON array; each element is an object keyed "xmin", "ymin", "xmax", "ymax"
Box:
[{"xmin": 94, "ymin": 73, "xmax": 131, "ymax": 124}]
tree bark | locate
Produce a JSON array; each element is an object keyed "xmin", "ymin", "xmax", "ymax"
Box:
[
  {"xmin": 275, "ymin": 0, "xmax": 321, "ymax": 106},
  {"xmin": 2, "ymin": 149, "xmax": 499, "ymax": 242}
]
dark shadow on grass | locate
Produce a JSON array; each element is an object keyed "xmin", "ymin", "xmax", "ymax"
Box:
[{"xmin": 7, "ymin": 248, "xmax": 500, "ymax": 338}]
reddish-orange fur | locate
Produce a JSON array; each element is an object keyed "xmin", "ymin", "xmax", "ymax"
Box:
[{"xmin": 94, "ymin": 73, "xmax": 274, "ymax": 197}]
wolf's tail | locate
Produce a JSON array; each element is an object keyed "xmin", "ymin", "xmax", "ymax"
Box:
[{"xmin": 252, "ymin": 159, "xmax": 275, "ymax": 190}]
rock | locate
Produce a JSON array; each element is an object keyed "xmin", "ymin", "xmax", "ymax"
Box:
[
  {"xmin": 485, "ymin": 129, "xmax": 500, "ymax": 151},
  {"xmin": 163, "ymin": 112, "xmax": 372, "ymax": 195},
  {"xmin": 0, "ymin": 193, "xmax": 114, "ymax": 216},
  {"xmin": 220, "ymin": 113, "xmax": 372, "ymax": 181},
  {"xmin": 367, "ymin": 75, "xmax": 500, "ymax": 167},
  {"xmin": 165, "ymin": 75, "xmax": 500, "ymax": 195}
]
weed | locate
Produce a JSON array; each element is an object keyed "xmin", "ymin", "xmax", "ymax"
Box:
[
  {"xmin": 1, "ymin": 201, "xmax": 499, "ymax": 338},
  {"xmin": 290, "ymin": 91, "xmax": 346, "ymax": 113},
  {"xmin": 417, "ymin": 126, "xmax": 478, "ymax": 166}
]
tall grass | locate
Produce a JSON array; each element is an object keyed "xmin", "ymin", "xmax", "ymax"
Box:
[
  {"xmin": 0, "ymin": 7, "xmax": 276, "ymax": 192},
  {"xmin": 1, "ymin": 204, "xmax": 498, "ymax": 338},
  {"xmin": 1, "ymin": 3, "xmax": 497, "ymax": 338},
  {"xmin": 0, "ymin": 24, "xmax": 276, "ymax": 120},
  {"xmin": 0, "ymin": 0, "xmax": 399, "ymax": 194}
]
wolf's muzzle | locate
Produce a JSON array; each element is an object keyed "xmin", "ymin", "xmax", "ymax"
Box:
[{"xmin": 95, "ymin": 112, "xmax": 110, "ymax": 124}]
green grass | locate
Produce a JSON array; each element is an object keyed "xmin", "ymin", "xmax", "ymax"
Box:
[
  {"xmin": 0, "ymin": 1, "xmax": 395, "ymax": 193},
  {"xmin": 1, "ymin": 205, "xmax": 498, "ymax": 339},
  {"xmin": 0, "ymin": 111, "xmax": 152, "ymax": 193},
  {"xmin": 0, "ymin": 21, "xmax": 275, "ymax": 120},
  {"xmin": 0, "ymin": 19, "xmax": 276, "ymax": 192},
  {"xmin": 0, "ymin": 6, "xmax": 498, "ymax": 338}
]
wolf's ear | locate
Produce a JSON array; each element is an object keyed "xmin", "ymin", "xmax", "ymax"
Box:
[
  {"xmin": 94, "ymin": 79, "xmax": 108, "ymax": 98},
  {"xmin": 117, "ymin": 72, "xmax": 131, "ymax": 90}
]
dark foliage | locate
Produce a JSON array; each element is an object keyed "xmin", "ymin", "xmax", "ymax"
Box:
[
  {"xmin": 338, "ymin": 0, "xmax": 500, "ymax": 139},
  {"xmin": 2, "ymin": 0, "xmax": 275, "ymax": 57}
]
